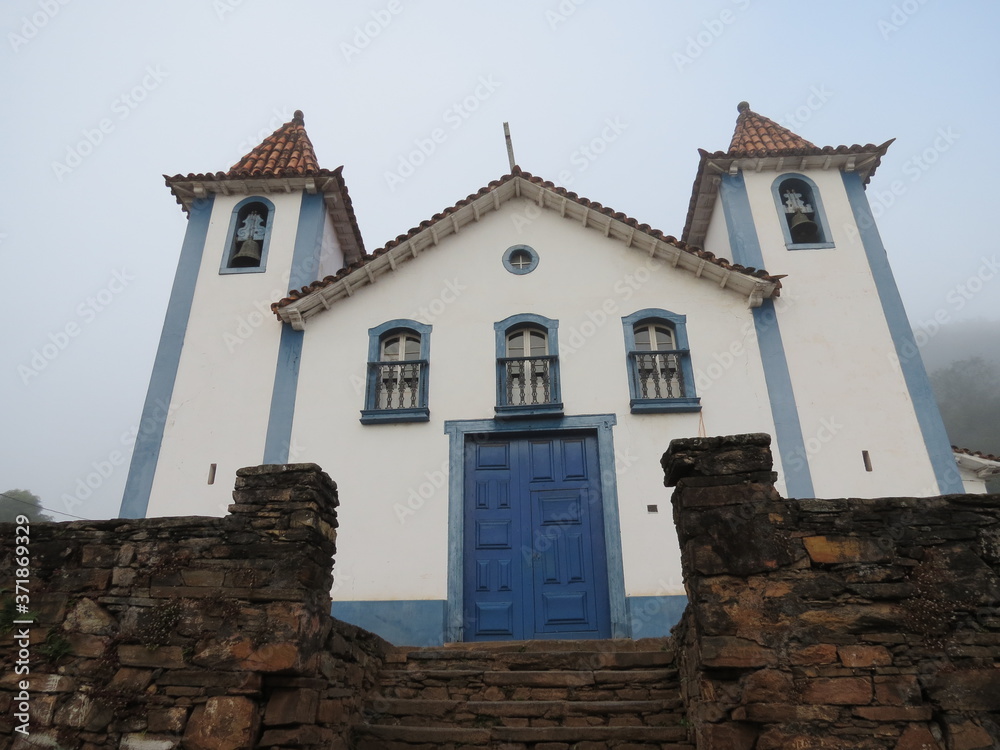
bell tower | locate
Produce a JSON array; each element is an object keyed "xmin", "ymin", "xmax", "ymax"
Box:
[
  {"xmin": 683, "ymin": 102, "xmax": 961, "ymax": 498},
  {"xmin": 119, "ymin": 110, "xmax": 365, "ymax": 518}
]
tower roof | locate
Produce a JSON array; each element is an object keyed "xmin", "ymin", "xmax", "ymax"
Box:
[
  {"xmin": 227, "ymin": 110, "xmax": 321, "ymax": 177},
  {"xmin": 727, "ymin": 101, "xmax": 817, "ymax": 156},
  {"xmin": 681, "ymin": 101, "xmax": 893, "ymax": 247}
]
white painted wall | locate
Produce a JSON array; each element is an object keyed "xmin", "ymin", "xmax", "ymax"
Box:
[
  {"xmin": 742, "ymin": 169, "xmax": 940, "ymax": 498},
  {"xmin": 291, "ymin": 199, "xmax": 779, "ymax": 604},
  {"xmin": 146, "ymin": 192, "xmax": 306, "ymax": 517}
]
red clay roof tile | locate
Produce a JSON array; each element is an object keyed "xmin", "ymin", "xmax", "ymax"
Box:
[
  {"xmin": 728, "ymin": 101, "xmax": 816, "ymax": 156},
  {"xmin": 227, "ymin": 110, "xmax": 321, "ymax": 177}
]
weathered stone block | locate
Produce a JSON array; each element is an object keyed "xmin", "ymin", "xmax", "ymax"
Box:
[
  {"xmin": 926, "ymin": 669, "xmax": 1000, "ymax": 710},
  {"xmin": 740, "ymin": 669, "xmax": 794, "ymax": 704},
  {"xmin": 875, "ymin": 675, "xmax": 921, "ymax": 705},
  {"xmin": 853, "ymin": 705, "xmax": 933, "ymax": 721},
  {"xmin": 118, "ymin": 645, "xmax": 187, "ymax": 669},
  {"xmin": 62, "ymin": 597, "xmax": 118, "ymax": 635},
  {"xmin": 264, "ymin": 688, "xmax": 319, "ymax": 725},
  {"xmin": 701, "ymin": 637, "xmax": 775, "ymax": 668},
  {"xmin": 791, "ymin": 643, "xmax": 838, "ymax": 665},
  {"xmin": 183, "ymin": 695, "xmax": 260, "ymax": 750},
  {"xmin": 838, "ymin": 645, "xmax": 892, "ymax": 668},
  {"xmin": 895, "ymin": 725, "xmax": 943, "ymax": 750},
  {"xmin": 803, "ymin": 535, "xmax": 893, "ymax": 564},
  {"xmin": 800, "ymin": 677, "xmax": 871, "ymax": 705},
  {"xmin": 696, "ymin": 722, "xmax": 757, "ymax": 750},
  {"xmin": 944, "ymin": 719, "xmax": 996, "ymax": 750}
]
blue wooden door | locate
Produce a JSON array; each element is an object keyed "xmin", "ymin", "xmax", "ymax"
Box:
[{"xmin": 464, "ymin": 433, "xmax": 611, "ymax": 640}]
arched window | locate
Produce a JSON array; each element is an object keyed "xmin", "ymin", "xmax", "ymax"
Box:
[
  {"xmin": 494, "ymin": 314, "xmax": 562, "ymax": 417},
  {"xmin": 771, "ymin": 174, "xmax": 835, "ymax": 250},
  {"xmin": 220, "ymin": 197, "xmax": 275, "ymax": 274},
  {"xmin": 361, "ymin": 320, "xmax": 431, "ymax": 424},
  {"xmin": 622, "ymin": 309, "xmax": 700, "ymax": 413}
]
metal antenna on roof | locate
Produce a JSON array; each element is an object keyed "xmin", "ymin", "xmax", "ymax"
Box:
[{"xmin": 503, "ymin": 122, "xmax": 516, "ymax": 171}]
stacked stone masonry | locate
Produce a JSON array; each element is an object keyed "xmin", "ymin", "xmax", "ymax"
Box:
[
  {"xmin": 0, "ymin": 464, "xmax": 391, "ymax": 750},
  {"xmin": 2, "ymin": 435, "xmax": 999, "ymax": 749},
  {"xmin": 663, "ymin": 433, "xmax": 1000, "ymax": 750}
]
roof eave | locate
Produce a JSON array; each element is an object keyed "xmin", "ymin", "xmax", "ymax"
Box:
[
  {"xmin": 682, "ymin": 141, "xmax": 894, "ymax": 248},
  {"xmin": 274, "ymin": 175, "xmax": 780, "ymax": 331}
]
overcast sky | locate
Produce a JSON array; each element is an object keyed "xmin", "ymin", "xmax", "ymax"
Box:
[{"xmin": 2, "ymin": 1, "xmax": 998, "ymax": 522}]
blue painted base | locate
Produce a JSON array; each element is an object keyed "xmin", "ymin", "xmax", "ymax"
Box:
[
  {"xmin": 626, "ymin": 595, "xmax": 688, "ymax": 638},
  {"xmin": 332, "ymin": 596, "xmax": 689, "ymax": 645},
  {"xmin": 331, "ymin": 600, "xmax": 446, "ymax": 647}
]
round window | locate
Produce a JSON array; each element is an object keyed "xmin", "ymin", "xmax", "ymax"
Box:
[{"xmin": 502, "ymin": 245, "xmax": 539, "ymax": 275}]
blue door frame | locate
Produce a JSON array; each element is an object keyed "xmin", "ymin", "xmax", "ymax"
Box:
[{"xmin": 444, "ymin": 415, "xmax": 628, "ymax": 642}]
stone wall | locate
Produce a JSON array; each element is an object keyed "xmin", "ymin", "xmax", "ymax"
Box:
[
  {"xmin": 0, "ymin": 464, "xmax": 389, "ymax": 750},
  {"xmin": 663, "ymin": 434, "xmax": 1000, "ymax": 750}
]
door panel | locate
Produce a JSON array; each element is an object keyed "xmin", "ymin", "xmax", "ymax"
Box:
[{"xmin": 464, "ymin": 433, "xmax": 610, "ymax": 640}]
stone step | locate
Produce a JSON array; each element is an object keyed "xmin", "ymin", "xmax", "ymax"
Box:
[
  {"xmin": 354, "ymin": 723, "xmax": 691, "ymax": 747},
  {"xmin": 380, "ymin": 668, "xmax": 679, "ymax": 687},
  {"xmin": 367, "ymin": 697, "xmax": 685, "ymax": 727},
  {"xmin": 398, "ymin": 648, "xmax": 677, "ymax": 672}
]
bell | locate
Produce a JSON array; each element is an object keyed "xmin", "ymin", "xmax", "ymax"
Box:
[
  {"xmin": 230, "ymin": 238, "xmax": 262, "ymax": 268},
  {"xmin": 789, "ymin": 211, "xmax": 819, "ymax": 244}
]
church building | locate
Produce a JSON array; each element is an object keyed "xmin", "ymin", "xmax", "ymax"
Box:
[{"xmin": 119, "ymin": 103, "xmax": 1000, "ymax": 646}]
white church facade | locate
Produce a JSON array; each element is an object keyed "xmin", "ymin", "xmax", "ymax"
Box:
[{"xmin": 119, "ymin": 104, "xmax": 999, "ymax": 646}]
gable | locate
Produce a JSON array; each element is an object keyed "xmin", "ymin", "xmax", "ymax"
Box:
[{"xmin": 272, "ymin": 170, "xmax": 782, "ymax": 330}]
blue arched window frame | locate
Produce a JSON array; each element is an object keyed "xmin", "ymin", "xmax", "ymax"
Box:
[
  {"xmin": 770, "ymin": 173, "xmax": 835, "ymax": 250},
  {"xmin": 622, "ymin": 308, "xmax": 701, "ymax": 413},
  {"xmin": 360, "ymin": 319, "xmax": 432, "ymax": 424},
  {"xmin": 494, "ymin": 313, "xmax": 563, "ymax": 418},
  {"xmin": 219, "ymin": 196, "xmax": 276, "ymax": 274}
]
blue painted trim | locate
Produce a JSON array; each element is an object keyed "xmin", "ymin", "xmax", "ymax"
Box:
[
  {"xmin": 494, "ymin": 313, "xmax": 562, "ymax": 415},
  {"xmin": 718, "ymin": 173, "xmax": 815, "ymax": 497},
  {"xmin": 627, "ymin": 595, "xmax": 687, "ymax": 638},
  {"xmin": 119, "ymin": 196, "xmax": 215, "ymax": 518},
  {"xmin": 842, "ymin": 171, "xmax": 963, "ymax": 493},
  {"xmin": 331, "ymin": 600, "xmax": 446, "ymax": 647},
  {"xmin": 361, "ymin": 319, "xmax": 432, "ymax": 424},
  {"xmin": 502, "ymin": 244, "xmax": 539, "ymax": 275},
  {"xmin": 621, "ymin": 308, "xmax": 701, "ymax": 412},
  {"xmin": 770, "ymin": 173, "xmax": 835, "ymax": 250},
  {"xmin": 261, "ymin": 192, "xmax": 327, "ymax": 463},
  {"xmin": 262, "ymin": 326, "xmax": 303, "ymax": 463},
  {"xmin": 753, "ymin": 301, "xmax": 815, "ymax": 497},
  {"xmin": 219, "ymin": 196, "xmax": 276, "ymax": 275},
  {"xmin": 719, "ymin": 172, "xmax": 765, "ymax": 269},
  {"xmin": 443, "ymin": 414, "xmax": 627, "ymax": 642},
  {"xmin": 288, "ymin": 192, "xmax": 326, "ymax": 290}
]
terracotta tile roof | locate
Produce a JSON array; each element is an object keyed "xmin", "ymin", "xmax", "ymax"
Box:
[
  {"xmin": 728, "ymin": 101, "xmax": 816, "ymax": 156},
  {"xmin": 272, "ymin": 167, "xmax": 782, "ymax": 312},
  {"xmin": 162, "ymin": 110, "xmax": 366, "ymax": 263},
  {"xmin": 953, "ymin": 446, "xmax": 1000, "ymax": 462},
  {"xmin": 228, "ymin": 110, "xmax": 321, "ymax": 177}
]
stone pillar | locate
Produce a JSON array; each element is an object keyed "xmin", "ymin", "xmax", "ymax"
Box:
[
  {"xmin": 662, "ymin": 434, "xmax": 790, "ymax": 750},
  {"xmin": 228, "ymin": 463, "xmax": 339, "ymax": 612}
]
